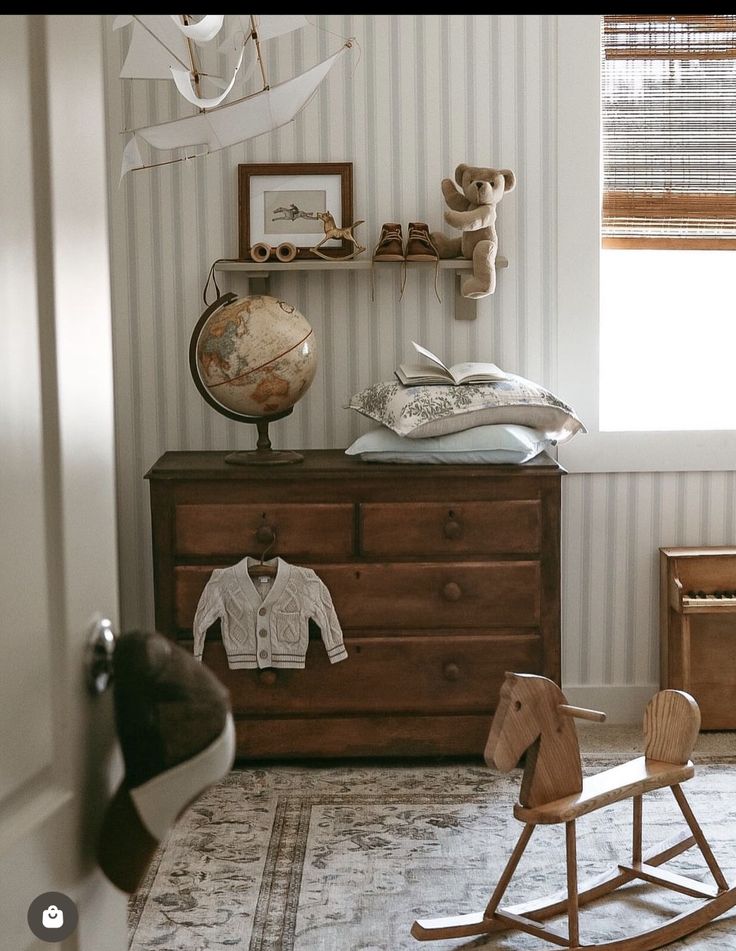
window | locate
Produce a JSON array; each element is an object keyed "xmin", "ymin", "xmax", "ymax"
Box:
[
  {"xmin": 600, "ymin": 249, "xmax": 736, "ymax": 432},
  {"xmin": 557, "ymin": 16, "xmax": 736, "ymax": 471}
]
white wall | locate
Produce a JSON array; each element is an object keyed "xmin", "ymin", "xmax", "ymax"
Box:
[{"xmin": 103, "ymin": 15, "xmax": 736, "ymax": 721}]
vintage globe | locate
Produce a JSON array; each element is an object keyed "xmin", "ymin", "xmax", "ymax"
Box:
[{"xmin": 190, "ymin": 294, "xmax": 317, "ymax": 421}]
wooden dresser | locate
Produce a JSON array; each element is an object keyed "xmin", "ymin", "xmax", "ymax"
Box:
[{"xmin": 145, "ymin": 450, "xmax": 563, "ymax": 758}]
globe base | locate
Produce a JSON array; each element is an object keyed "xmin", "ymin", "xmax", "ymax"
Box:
[
  {"xmin": 225, "ymin": 449, "xmax": 304, "ymax": 466},
  {"xmin": 222, "ymin": 417, "xmax": 303, "ymax": 465}
]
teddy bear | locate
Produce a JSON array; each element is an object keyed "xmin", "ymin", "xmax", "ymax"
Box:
[{"xmin": 431, "ymin": 164, "xmax": 516, "ymax": 298}]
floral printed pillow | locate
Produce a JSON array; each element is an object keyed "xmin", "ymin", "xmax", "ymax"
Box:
[{"xmin": 347, "ymin": 374, "xmax": 586, "ymax": 442}]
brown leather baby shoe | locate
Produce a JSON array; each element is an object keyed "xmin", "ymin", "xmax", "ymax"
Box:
[
  {"xmin": 373, "ymin": 222, "xmax": 404, "ymax": 261},
  {"xmin": 405, "ymin": 222, "xmax": 438, "ymax": 261}
]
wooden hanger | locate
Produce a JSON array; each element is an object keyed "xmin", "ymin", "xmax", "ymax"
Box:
[
  {"xmin": 248, "ymin": 528, "xmax": 277, "ymax": 578},
  {"xmin": 249, "ymin": 559, "xmax": 277, "ymax": 579}
]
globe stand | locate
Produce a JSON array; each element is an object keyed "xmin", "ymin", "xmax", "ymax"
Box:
[{"xmin": 224, "ymin": 414, "xmax": 304, "ymax": 466}]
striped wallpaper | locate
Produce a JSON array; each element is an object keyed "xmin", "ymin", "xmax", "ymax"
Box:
[{"xmin": 103, "ymin": 15, "xmax": 736, "ymax": 719}]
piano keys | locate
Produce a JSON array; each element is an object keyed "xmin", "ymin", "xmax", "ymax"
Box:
[
  {"xmin": 660, "ymin": 547, "xmax": 736, "ymax": 729},
  {"xmin": 681, "ymin": 591, "xmax": 736, "ymax": 612}
]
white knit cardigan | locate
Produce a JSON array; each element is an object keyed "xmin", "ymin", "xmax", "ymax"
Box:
[{"xmin": 192, "ymin": 556, "xmax": 348, "ymax": 670}]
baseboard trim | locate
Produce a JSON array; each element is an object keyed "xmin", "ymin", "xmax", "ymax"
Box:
[{"xmin": 563, "ymin": 684, "xmax": 659, "ymax": 725}]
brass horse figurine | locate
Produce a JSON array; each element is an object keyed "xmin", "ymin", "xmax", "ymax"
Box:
[
  {"xmin": 412, "ymin": 672, "xmax": 736, "ymax": 950},
  {"xmin": 309, "ymin": 211, "xmax": 366, "ymax": 260}
]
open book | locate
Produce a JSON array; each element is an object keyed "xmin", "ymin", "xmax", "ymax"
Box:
[{"xmin": 395, "ymin": 341, "xmax": 509, "ymax": 386}]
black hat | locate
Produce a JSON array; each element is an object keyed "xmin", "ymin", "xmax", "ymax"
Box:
[{"xmin": 98, "ymin": 632, "xmax": 235, "ymax": 893}]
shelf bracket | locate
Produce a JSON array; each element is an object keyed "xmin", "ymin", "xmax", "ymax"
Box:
[
  {"xmin": 245, "ymin": 270, "xmax": 270, "ymax": 296},
  {"xmin": 454, "ymin": 275, "xmax": 478, "ymax": 321}
]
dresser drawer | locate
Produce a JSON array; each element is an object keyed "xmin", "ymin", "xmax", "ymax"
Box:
[
  {"xmin": 360, "ymin": 500, "xmax": 541, "ymax": 557},
  {"xmin": 320, "ymin": 562, "xmax": 540, "ymax": 629},
  {"xmin": 174, "ymin": 502, "xmax": 354, "ymax": 558},
  {"xmin": 173, "ymin": 561, "xmax": 540, "ymax": 632},
  {"xmin": 202, "ymin": 634, "xmax": 542, "ymax": 715}
]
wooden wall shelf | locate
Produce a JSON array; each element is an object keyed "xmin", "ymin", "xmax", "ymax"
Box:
[{"xmin": 214, "ymin": 255, "xmax": 509, "ymax": 321}]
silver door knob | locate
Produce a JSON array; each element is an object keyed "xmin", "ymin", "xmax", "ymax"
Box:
[{"xmin": 86, "ymin": 617, "xmax": 117, "ymax": 695}]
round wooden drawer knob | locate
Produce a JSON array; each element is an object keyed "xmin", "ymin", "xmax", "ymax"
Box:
[
  {"xmin": 443, "ymin": 518, "xmax": 463, "ymax": 540},
  {"xmin": 256, "ymin": 525, "xmax": 275, "ymax": 545},
  {"xmin": 443, "ymin": 662, "xmax": 460, "ymax": 681},
  {"xmin": 442, "ymin": 581, "xmax": 462, "ymax": 602},
  {"xmin": 259, "ymin": 669, "xmax": 278, "ymax": 686}
]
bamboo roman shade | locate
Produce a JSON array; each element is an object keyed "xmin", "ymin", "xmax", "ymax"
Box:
[{"xmin": 602, "ymin": 15, "xmax": 736, "ymax": 248}]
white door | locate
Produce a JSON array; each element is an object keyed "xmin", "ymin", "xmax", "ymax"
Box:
[{"xmin": 0, "ymin": 15, "xmax": 127, "ymax": 950}]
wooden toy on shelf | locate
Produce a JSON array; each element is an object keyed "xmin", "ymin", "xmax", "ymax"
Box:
[
  {"xmin": 412, "ymin": 672, "xmax": 736, "ymax": 950},
  {"xmin": 309, "ymin": 211, "xmax": 366, "ymax": 260},
  {"xmin": 249, "ymin": 241, "xmax": 298, "ymax": 263}
]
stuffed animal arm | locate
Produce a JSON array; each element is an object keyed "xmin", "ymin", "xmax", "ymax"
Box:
[
  {"xmin": 440, "ymin": 178, "xmax": 471, "ymax": 212},
  {"xmin": 444, "ymin": 207, "xmax": 493, "ymax": 231}
]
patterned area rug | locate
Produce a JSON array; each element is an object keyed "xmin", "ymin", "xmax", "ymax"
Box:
[{"xmin": 129, "ymin": 741, "xmax": 736, "ymax": 950}]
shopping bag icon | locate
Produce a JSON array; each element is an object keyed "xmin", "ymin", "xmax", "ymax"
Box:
[{"xmin": 42, "ymin": 905, "xmax": 64, "ymax": 928}]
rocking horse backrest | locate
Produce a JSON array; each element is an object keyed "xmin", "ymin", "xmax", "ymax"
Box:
[
  {"xmin": 644, "ymin": 689, "xmax": 701, "ymax": 765},
  {"xmin": 485, "ymin": 673, "xmax": 584, "ymax": 809}
]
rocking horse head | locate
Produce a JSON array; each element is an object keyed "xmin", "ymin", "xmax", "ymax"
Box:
[
  {"xmin": 485, "ymin": 672, "xmax": 585, "ymax": 808},
  {"xmin": 315, "ymin": 211, "xmax": 337, "ymax": 231}
]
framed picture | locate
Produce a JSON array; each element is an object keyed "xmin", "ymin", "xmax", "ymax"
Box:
[{"xmin": 238, "ymin": 162, "xmax": 354, "ymax": 260}]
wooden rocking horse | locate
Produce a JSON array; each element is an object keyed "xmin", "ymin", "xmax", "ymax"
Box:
[
  {"xmin": 309, "ymin": 211, "xmax": 366, "ymax": 260},
  {"xmin": 412, "ymin": 672, "xmax": 736, "ymax": 950}
]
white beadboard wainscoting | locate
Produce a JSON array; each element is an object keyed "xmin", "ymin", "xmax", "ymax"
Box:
[
  {"xmin": 103, "ymin": 15, "xmax": 735, "ymax": 722},
  {"xmin": 564, "ymin": 471, "xmax": 736, "ymax": 722}
]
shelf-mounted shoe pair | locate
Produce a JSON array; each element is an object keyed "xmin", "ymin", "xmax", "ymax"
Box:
[{"xmin": 372, "ymin": 222, "xmax": 441, "ymax": 303}]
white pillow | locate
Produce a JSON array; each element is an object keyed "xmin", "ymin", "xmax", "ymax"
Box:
[
  {"xmin": 345, "ymin": 424, "xmax": 551, "ymax": 464},
  {"xmin": 347, "ymin": 375, "xmax": 586, "ymax": 442}
]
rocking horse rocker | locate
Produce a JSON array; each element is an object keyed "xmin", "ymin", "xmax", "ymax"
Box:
[{"xmin": 412, "ymin": 673, "xmax": 736, "ymax": 950}]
